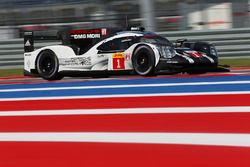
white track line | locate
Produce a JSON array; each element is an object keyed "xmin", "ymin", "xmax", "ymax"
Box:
[
  {"xmin": 1, "ymin": 91, "xmax": 250, "ymax": 101},
  {"xmin": 0, "ymin": 132, "xmax": 249, "ymax": 147},
  {"xmin": 0, "ymin": 106, "xmax": 250, "ymax": 116},
  {"xmin": 0, "ymin": 80, "xmax": 250, "ymax": 92}
]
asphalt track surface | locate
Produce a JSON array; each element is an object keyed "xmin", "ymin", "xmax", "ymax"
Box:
[{"xmin": 0, "ymin": 68, "xmax": 250, "ymax": 167}]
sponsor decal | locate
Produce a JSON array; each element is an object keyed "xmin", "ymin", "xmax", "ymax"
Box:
[
  {"xmin": 97, "ymin": 54, "xmax": 106, "ymax": 58},
  {"xmin": 125, "ymin": 53, "xmax": 131, "ymax": 61},
  {"xmin": 24, "ymin": 40, "xmax": 31, "ymax": 46},
  {"xmin": 101, "ymin": 28, "xmax": 107, "ymax": 36},
  {"xmin": 70, "ymin": 29, "xmax": 100, "ymax": 34},
  {"xmin": 24, "ymin": 31, "xmax": 33, "ymax": 36},
  {"xmin": 122, "ymin": 38, "xmax": 132, "ymax": 43},
  {"xmin": 166, "ymin": 60, "xmax": 178, "ymax": 63},
  {"xmin": 60, "ymin": 57, "xmax": 91, "ymax": 66},
  {"xmin": 112, "ymin": 53, "xmax": 125, "ymax": 70},
  {"xmin": 70, "ymin": 29, "xmax": 102, "ymax": 39},
  {"xmin": 26, "ymin": 60, "xmax": 31, "ymax": 68},
  {"xmin": 112, "ymin": 53, "xmax": 124, "ymax": 59},
  {"xmin": 71, "ymin": 34, "xmax": 101, "ymax": 39},
  {"xmin": 24, "ymin": 53, "xmax": 31, "ymax": 56}
]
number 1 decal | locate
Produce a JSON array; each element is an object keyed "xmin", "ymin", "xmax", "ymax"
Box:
[
  {"xmin": 112, "ymin": 53, "xmax": 125, "ymax": 70},
  {"xmin": 116, "ymin": 59, "xmax": 121, "ymax": 68}
]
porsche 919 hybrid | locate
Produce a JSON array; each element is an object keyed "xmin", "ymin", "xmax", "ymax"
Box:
[{"xmin": 24, "ymin": 27, "xmax": 219, "ymax": 80}]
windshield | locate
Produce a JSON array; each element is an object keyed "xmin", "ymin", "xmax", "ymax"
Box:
[{"xmin": 140, "ymin": 33, "xmax": 172, "ymax": 46}]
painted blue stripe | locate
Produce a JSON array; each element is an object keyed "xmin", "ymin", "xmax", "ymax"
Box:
[
  {"xmin": 0, "ymin": 83, "xmax": 249, "ymax": 99},
  {"xmin": 0, "ymin": 75, "xmax": 250, "ymax": 90}
]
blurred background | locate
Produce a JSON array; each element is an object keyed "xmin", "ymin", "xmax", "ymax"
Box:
[
  {"xmin": 1, "ymin": 0, "xmax": 250, "ymax": 70},
  {"xmin": 0, "ymin": 0, "xmax": 249, "ymax": 38}
]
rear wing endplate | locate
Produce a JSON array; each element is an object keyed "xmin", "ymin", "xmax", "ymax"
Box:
[
  {"xmin": 24, "ymin": 31, "xmax": 34, "ymax": 52},
  {"xmin": 24, "ymin": 31, "xmax": 59, "ymax": 52}
]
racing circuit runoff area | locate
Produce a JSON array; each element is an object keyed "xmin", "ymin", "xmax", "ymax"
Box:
[{"xmin": 0, "ymin": 68, "xmax": 250, "ymax": 166}]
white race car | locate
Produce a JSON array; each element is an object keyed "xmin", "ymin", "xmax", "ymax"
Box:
[{"xmin": 24, "ymin": 27, "xmax": 219, "ymax": 80}]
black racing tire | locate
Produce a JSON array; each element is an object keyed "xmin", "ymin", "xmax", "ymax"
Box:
[
  {"xmin": 132, "ymin": 45, "xmax": 156, "ymax": 76},
  {"xmin": 36, "ymin": 50, "xmax": 63, "ymax": 80}
]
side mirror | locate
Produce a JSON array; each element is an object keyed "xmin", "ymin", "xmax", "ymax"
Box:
[{"xmin": 174, "ymin": 38, "xmax": 188, "ymax": 47}]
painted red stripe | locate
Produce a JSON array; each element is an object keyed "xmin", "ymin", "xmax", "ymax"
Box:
[
  {"xmin": 231, "ymin": 67, "xmax": 250, "ymax": 71},
  {"xmin": 0, "ymin": 142, "xmax": 249, "ymax": 167},
  {"xmin": 0, "ymin": 80, "xmax": 78, "ymax": 85},
  {"xmin": 0, "ymin": 113, "xmax": 250, "ymax": 133},
  {"xmin": 0, "ymin": 76, "xmax": 30, "ymax": 80},
  {"xmin": 138, "ymin": 73, "xmax": 236, "ymax": 79},
  {"xmin": 1, "ymin": 94, "xmax": 250, "ymax": 111},
  {"xmin": 0, "ymin": 81, "xmax": 35, "ymax": 85}
]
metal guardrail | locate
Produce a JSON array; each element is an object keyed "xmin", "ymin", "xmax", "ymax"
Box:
[
  {"xmin": 159, "ymin": 28, "xmax": 250, "ymax": 58},
  {"xmin": 0, "ymin": 39, "xmax": 60, "ymax": 69},
  {"xmin": 1, "ymin": 28, "xmax": 250, "ymax": 69}
]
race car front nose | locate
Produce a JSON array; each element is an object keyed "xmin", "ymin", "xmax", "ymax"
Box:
[{"xmin": 184, "ymin": 51, "xmax": 217, "ymax": 64}]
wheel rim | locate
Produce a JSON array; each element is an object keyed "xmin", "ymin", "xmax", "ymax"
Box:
[
  {"xmin": 136, "ymin": 52, "xmax": 151, "ymax": 73},
  {"xmin": 39, "ymin": 55, "xmax": 55, "ymax": 76}
]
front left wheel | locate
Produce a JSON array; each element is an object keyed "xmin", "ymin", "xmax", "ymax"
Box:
[
  {"xmin": 132, "ymin": 45, "xmax": 156, "ymax": 76},
  {"xmin": 36, "ymin": 50, "xmax": 63, "ymax": 80}
]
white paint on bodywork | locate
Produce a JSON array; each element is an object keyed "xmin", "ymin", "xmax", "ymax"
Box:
[
  {"xmin": 24, "ymin": 45, "xmax": 77, "ymax": 72},
  {"xmin": 147, "ymin": 43, "xmax": 161, "ymax": 66},
  {"xmin": 91, "ymin": 61, "xmax": 108, "ymax": 71},
  {"xmin": 24, "ymin": 32, "xmax": 161, "ymax": 73}
]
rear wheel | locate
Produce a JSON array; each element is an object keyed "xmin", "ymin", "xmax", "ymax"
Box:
[
  {"xmin": 36, "ymin": 50, "xmax": 63, "ymax": 80},
  {"xmin": 132, "ymin": 45, "xmax": 155, "ymax": 76}
]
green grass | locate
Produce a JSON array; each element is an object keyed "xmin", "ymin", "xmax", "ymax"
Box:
[
  {"xmin": 0, "ymin": 69, "xmax": 23, "ymax": 77},
  {"xmin": 0, "ymin": 58, "xmax": 249, "ymax": 77},
  {"xmin": 219, "ymin": 58, "xmax": 250, "ymax": 67}
]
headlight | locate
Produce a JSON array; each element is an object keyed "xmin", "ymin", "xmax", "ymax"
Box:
[
  {"xmin": 157, "ymin": 46, "xmax": 175, "ymax": 59},
  {"xmin": 210, "ymin": 47, "xmax": 217, "ymax": 57}
]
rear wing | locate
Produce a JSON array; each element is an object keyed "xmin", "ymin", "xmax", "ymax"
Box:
[
  {"xmin": 24, "ymin": 31, "xmax": 59, "ymax": 53},
  {"xmin": 67, "ymin": 28, "xmax": 122, "ymax": 46},
  {"xmin": 24, "ymin": 28, "xmax": 121, "ymax": 53}
]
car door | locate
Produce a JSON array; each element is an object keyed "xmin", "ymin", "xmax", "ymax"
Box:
[{"xmin": 97, "ymin": 38, "xmax": 124, "ymax": 70}]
